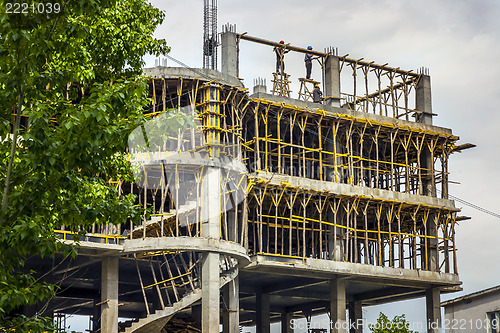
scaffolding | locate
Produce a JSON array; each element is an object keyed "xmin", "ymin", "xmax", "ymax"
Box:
[
  {"xmin": 32, "ymin": 31, "xmax": 466, "ymax": 333},
  {"xmin": 104, "ymin": 72, "xmax": 460, "ymax": 275},
  {"xmin": 271, "ymin": 72, "xmax": 291, "ymax": 97},
  {"xmin": 298, "ymin": 78, "xmax": 320, "ymax": 102}
]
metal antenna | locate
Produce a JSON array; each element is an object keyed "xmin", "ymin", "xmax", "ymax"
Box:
[{"xmin": 203, "ymin": 0, "xmax": 218, "ymax": 70}]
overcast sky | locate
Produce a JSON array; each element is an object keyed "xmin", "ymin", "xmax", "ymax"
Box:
[{"xmin": 72, "ymin": 0, "xmax": 500, "ymax": 331}]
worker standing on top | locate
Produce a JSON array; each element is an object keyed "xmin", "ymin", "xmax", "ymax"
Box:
[
  {"xmin": 274, "ymin": 40, "xmax": 289, "ymax": 73},
  {"xmin": 305, "ymin": 46, "xmax": 313, "ymax": 79},
  {"xmin": 313, "ymin": 84, "xmax": 322, "ymax": 103}
]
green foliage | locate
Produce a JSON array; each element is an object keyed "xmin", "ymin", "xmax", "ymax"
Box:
[
  {"xmin": 0, "ymin": 0, "xmax": 169, "ymax": 331},
  {"xmin": 369, "ymin": 313, "xmax": 417, "ymax": 333}
]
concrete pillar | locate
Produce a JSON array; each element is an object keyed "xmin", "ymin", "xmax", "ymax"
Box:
[
  {"xmin": 324, "ymin": 55, "xmax": 341, "ymax": 107},
  {"xmin": 191, "ymin": 304, "xmax": 202, "ymax": 325},
  {"xmin": 101, "ymin": 256, "xmax": 119, "ymax": 333},
  {"xmin": 253, "ymin": 78, "xmax": 267, "ymax": 94},
  {"xmin": 223, "ymin": 275, "xmax": 239, "ymax": 333},
  {"xmin": 348, "ymin": 302, "xmax": 363, "ymax": 333},
  {"xmin": 256, "ymin": 292, "xmax": 270, "ymax": 333},
  {"xmin": 426, "ymin": 288, "xmax": 441, "ymax": 333},
  {"xmin": 221, "ymin": 27, "xmax": 238, "ymax": 77},
  {"xmin": 201, "ymin": 83, "xmax": 222, "ymax": 332},
  {"xmin": 417, "ymin": 74, "xmax": 436, "ymax": 198},
  {"xmin": 416, "ymin": 75, "xmax": 433, "ymax": 125},
  {"xmin": 330, "ymin": 278, "xmax": 347, "ymax": 333},
  {"xmin": 201, "ymin": 168, "xmax": 221, "ymax": 332},
  {"xmin": 417, "ymin": 74, "xmax": 438, "ymax": 271},
  {"xmin": 281, "ymin": 312, "xmax": 293, "ymax": 333},
  {"xmin": 201, "ymin": 252, "xmax": 220, "ymax": 332},
  {"xmin": 92, "ymin": 299, "xmax": 101, "ymax": 333}
]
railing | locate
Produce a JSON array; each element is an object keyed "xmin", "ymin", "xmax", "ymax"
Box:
[{"xmin": 55, "ymin": 230, "xmax": 125, "ymax": 245}]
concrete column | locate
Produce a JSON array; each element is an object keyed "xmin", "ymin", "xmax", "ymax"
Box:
[
  {"xmin": 256, "ymin": 292, "xmax": 270, "ymax": 333},
  {"xmin": 201, "ymin": 167, "xmax": 221, "ymax": 332},
  {"xmin": 223, "ymin": 274, "xmax": 239, "ymax": 333},
  {"xmin": 221, "ymin": 29, "xmax": 238, "ymax": 77},
  {"xmin": 191, "ymin": 304, "xmax": 202, "ymax": 325},
  {"xmin": 253, "ymin": 78, "xmax": 267, "ymax": 95},
  {"xmin": 201, "ymin": 82, "xmax": 223, "ymax": 332},
  {"xmin": 416, "ymin": 75, "xmax": 433, "ymax": 125},
  {"xmin": 348, "ymin": 302, "xmax": 363, "ymax": 333},
  {"xmin": 92, "ymin": 299, "xmax": 101, "ymax": 333},
  {"xmin": 426, "ymin": 288, "xmax": 441, "ymax": 333},
  {"xmin": 281, "ymin": 312, "xmax": 293, "ymax": 333},
  {"xmin": 324, "ymin": 55, "xmax": 341, "ymax": 107},
  {"xmin": 201, "ymin": 252, "xmax": 219, "ymax": 332},
  {"xmin": 101, "ymin": 256, "xmax": 119, "ymax": 333},
  {"xmin": 330, "ymin": 278, "xmax": 347, "ymax": 333},
  {"xmin": 417, "ymin": 74, "xmax": 438, "ymax": 271}
]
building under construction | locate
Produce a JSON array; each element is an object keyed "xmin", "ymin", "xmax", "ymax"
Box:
[{"xmin": 25, "ymin": 25, "xmax": 469, "ymax": 333}]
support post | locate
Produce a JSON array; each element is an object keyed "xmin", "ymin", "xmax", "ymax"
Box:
[
  {"xmin": 416, "ymin": 75, "xmax": 433, "ymax": 125},
  {"xmin": 426, "ymin": 288, "xmax": 441, "ymax": 333},
  {"xmin": 349, "ymin": 302, "xmax": 363, "ymax": 333},
  {"xmin": 221, "ymin": 25, "xmax": 238, "ymax": 77},
  {"xmin": 201, "ymin": 84, "xmax": 222, "ymax": 332},
  {"xmin": 330, "ymin": 278, "xmax": 347, "ymax": 333},
  {"xmin": 223, "ymin": 274, "xmax": 239, "ymax": 333},
  {"xmin": 201, "ymin": 167, "xmax": 221, "ymax": 332},
  {"xmin": 417, "ymin": 74, "xmax": 438, "ymax": 271},
  {"xmin": 92, "ymin": 299, "xmax": 100, "ymax": 333},
  {"xmin": 324, "ymin": 55, "xmax": 341, "ymax": 107},
  {"xmin": 256, "ymin": 292, "xmax": 270, "ymax": 333},
  {"xmin": 201, "ymin": 251, "xmax": 219, "ymax": 332},
  {"xmin": 101, "ymin": 256, "xmax": 119, "ymax": 333},
  {"xmin": 281, "ymin": 312, "xmax": 293, "ymax": 333}
]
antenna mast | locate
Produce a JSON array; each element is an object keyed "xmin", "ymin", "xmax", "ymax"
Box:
[{"xmin": 203, "ymin": 0, "xmax": 218, "ymax": 70}]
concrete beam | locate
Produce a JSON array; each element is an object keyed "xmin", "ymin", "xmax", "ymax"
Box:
[
  {"xmin": 250, "ymin": 172, "xmax": 457, "ymax": 211},
  {"xmin": 263, "ymin": 278, "xmax": 327, "ymax": 294},
  {"xmin": 248, "ymin": 92, "xmax": 454, "ymax": 137},
  {"xmin": 273, "ymin": 289, "xmax": 330, "ymax": 301},
  {"xmin": 353, "ymin": 287, "xmax": 421, "ymax": 304},
  {"xmin": 142, "ymin": 67, "xmax": 243, "ymax": 87},
  {"xmin": 123, "ymin": 236, "xmax": 250, "ymax": 267},
  {"xmin": 246, "ymin": 255, "xmax": 461, "ymax": 287}
]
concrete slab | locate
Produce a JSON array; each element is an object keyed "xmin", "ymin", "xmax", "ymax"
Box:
[
  {"xmin": 143, "ymin": 67, "xmax": 244, "ymax": 88},
  {"xmin": 251, "ymin": 172, "xmax": 458, "ymax": 211},
  {"xmin": 250, "ymin": 92, "xmax": 455, "ymax": 137}
]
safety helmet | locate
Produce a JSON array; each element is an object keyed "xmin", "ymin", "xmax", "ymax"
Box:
[
  {"xmin": 280, "ymin": 40, "xmax": 284, "ymax": 44},
  {"xmin": 307, "ymin": 46, "xmax": 312, "ymax": 50}
]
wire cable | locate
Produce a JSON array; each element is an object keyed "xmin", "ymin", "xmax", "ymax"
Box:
[{"xmin": 437, "ymin": 189, "xmax": 500, "ymax": 219}]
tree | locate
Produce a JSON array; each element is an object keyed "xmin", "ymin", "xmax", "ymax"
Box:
[
  {"xmin": 369, "ymin": 313, "xmax": 417, "ymax": 333},
  {"xmin": 0, "ymin": 0, "xmax": 169, "ymax": 331}
]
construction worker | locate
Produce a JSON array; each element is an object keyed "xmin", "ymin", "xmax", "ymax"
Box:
[
  {"xmin": 305, "ymin": 46, "xmax": 313, "ymax": 79},
  {"xmin": 274, "ymin": 40, "xmax": 289, "ymax": 73},
  {"xmin": 313, "ymin": 84, "xmax": 322, "ymax": 103}
]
